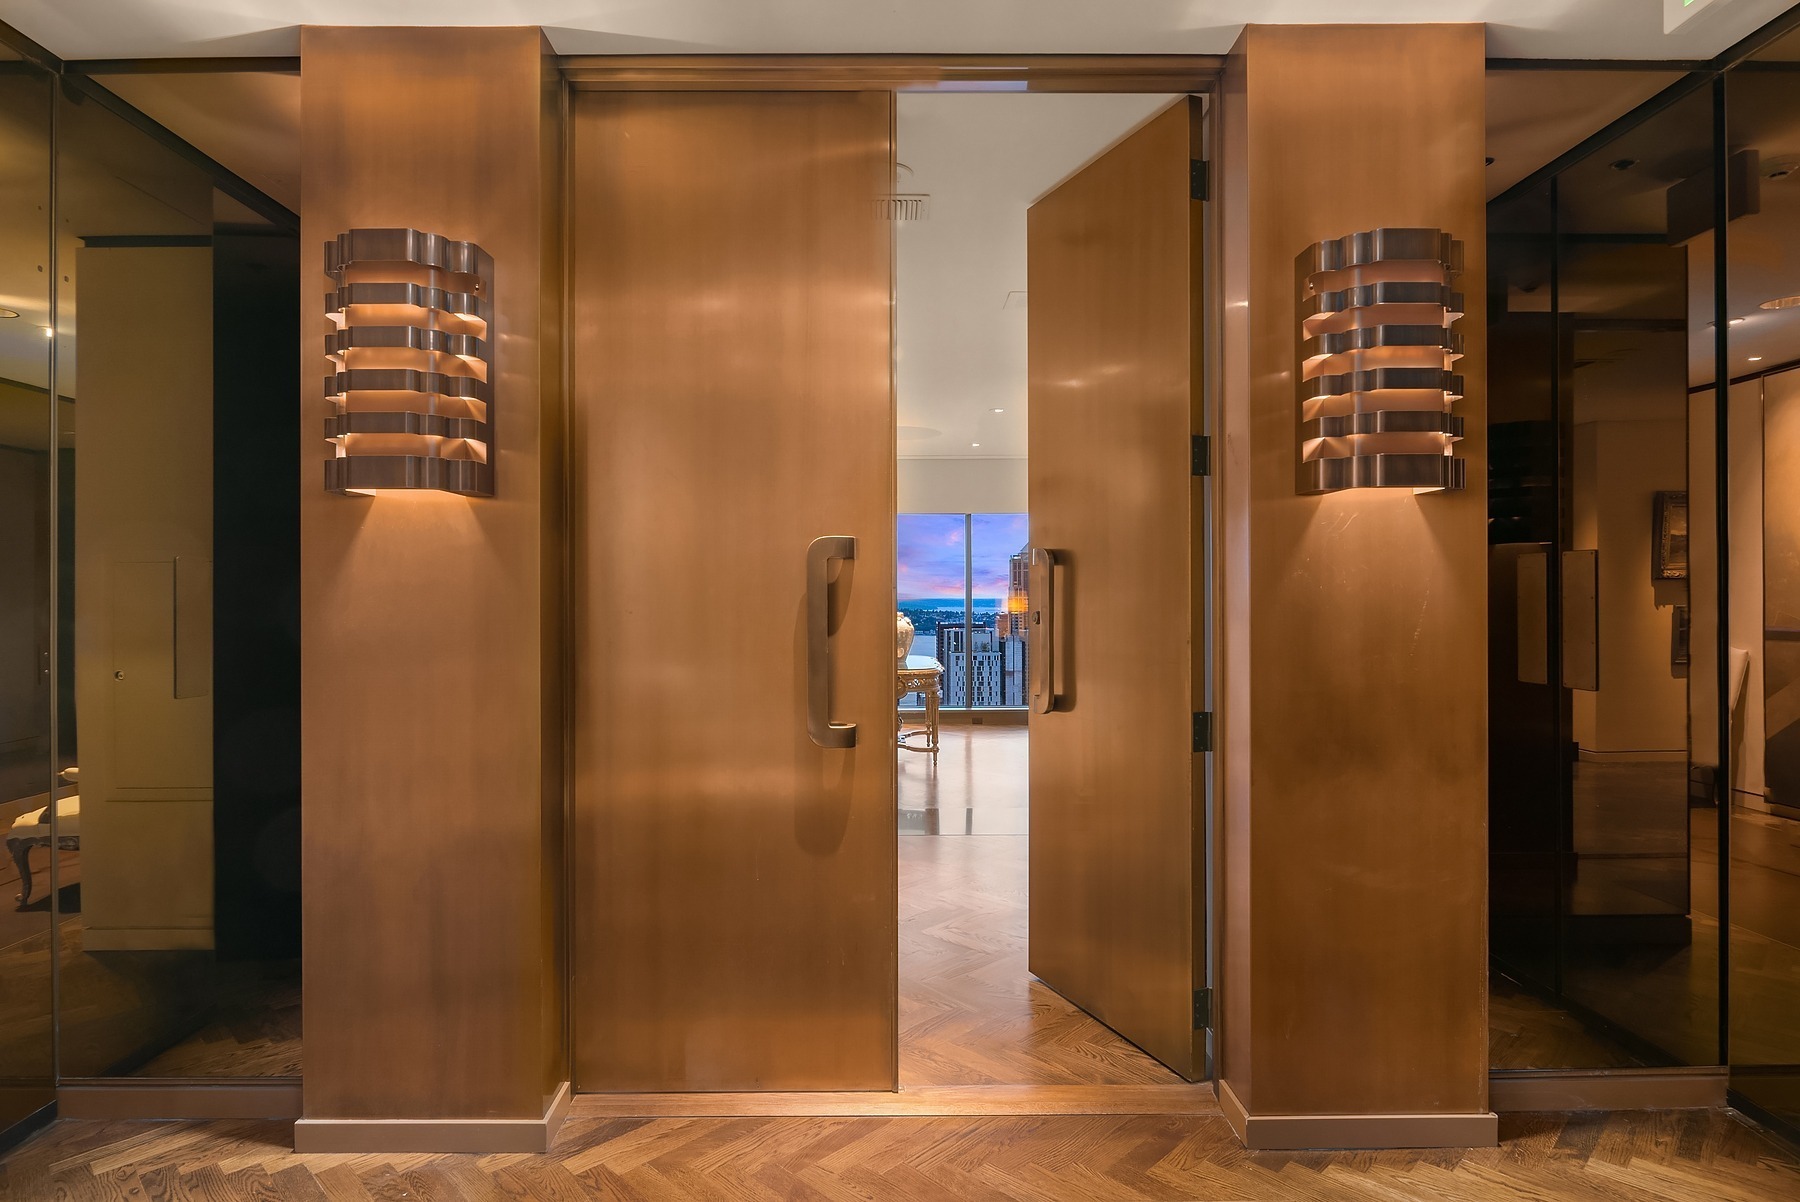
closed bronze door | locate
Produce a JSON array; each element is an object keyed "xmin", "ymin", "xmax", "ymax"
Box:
[
  {"xmin": 1026, "ymin": 96, "xmax": 1207, "ymax": 1081},
  {"xmin": 569, "ymin": 91, "xmax": 897, "ymax": 1091}
]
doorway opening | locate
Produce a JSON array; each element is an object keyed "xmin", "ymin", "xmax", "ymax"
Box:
[
  {"xmin": 891, "ymin": 91, "xmax": 1197, "ymax": 1091},
  {"xmin": 563, "ymin": 80, "xmax": 1210, "ymax": 1096}
]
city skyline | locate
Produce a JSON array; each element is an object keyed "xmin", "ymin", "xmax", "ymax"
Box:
[{"xmin": 896, "ymin": 511, "xmax": 1028, "ymax": 601}]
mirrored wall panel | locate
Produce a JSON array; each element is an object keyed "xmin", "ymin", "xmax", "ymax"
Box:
[
  {"xmin": 1726, "ymin": 24, "xmax": 1800, "ymax": 1137},
  {"xmin": 0, "ymin": 44, "xmax": 56, "ymax": 1134},
  {"xmin": 1488, "ymin": 76, "xmax": 1725, "ymax": 1071},
  {"xmin": 44, "ymin": 75, "xmax": 301, "ymax": 1082}
]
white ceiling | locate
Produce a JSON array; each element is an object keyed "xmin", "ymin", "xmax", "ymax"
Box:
[
  {"xmin": 896, "ymin": 92, "xmax": 1178, "ymax": 459},
  {"xmin": 2, "ymin": 0, "xmax": 1797, "ymax": 61}
]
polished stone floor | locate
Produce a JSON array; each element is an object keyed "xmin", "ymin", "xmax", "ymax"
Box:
[{"xmin": 898, "ymin": 722, "xmax": 1028, "ymax": 836}]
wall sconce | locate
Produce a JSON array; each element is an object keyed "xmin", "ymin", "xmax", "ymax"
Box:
[
  {"xmin": 324, "ymin": 228, "xmax": 494, "ymax": 496},
  {"xmin": 1296, "ymin": 227, "xmax": 1465, "ymax": 494}
]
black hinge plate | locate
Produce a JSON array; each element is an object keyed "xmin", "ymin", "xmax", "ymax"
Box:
[
  {"xmin": 1193, "ymin": 987, "xmax": 1213, "ymax": 1030},
  {"xmin": 1192, "ymin": 434, "xmax": 1211, "ymax": 477},
  {"xmin": 1190, "ymin": 159, "xmax": 1208, "ymax": 201},
  {"xmin": 1193, "ymin": 711, "xmax": 1212, "ymax": 754}
]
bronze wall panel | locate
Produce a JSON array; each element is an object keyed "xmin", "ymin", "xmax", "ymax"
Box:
[
  {"xmin": 299, "ymin": 26, "xmax": 565, "ymax": 1119},
  {"xmin": 1217, "ymin": 24, "xmax": 1490, "ymax": 1121},
  {"xmin": 567, "ymin": 91, "xmax": 897, "ymax": 1091},
  {"xmin": 1027, "ymin": 97, "xmax": 1204, "ymax": 1081}
]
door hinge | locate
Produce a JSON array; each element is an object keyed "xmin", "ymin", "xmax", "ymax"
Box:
[
  {"xmin": 1193, "ymin": 987, "xmax": 1213, "ymax": 1030},
  {"xmin": 1193, "ymin": 711, "xmax": 1212, "ymax": 754},
  {"xmin": 1192, "ymin": 434, "xmax": 1211, "ymax": 477},
  {"xmin": 1190, "ymin": 159, "xmax": 1209, "ymax": 202}
]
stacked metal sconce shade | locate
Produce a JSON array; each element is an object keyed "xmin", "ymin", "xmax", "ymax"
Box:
[
  {"xmin": 324, "ymin": 228, "xmax": 495, "ymax": 496},
  {"xmin": 1296, "ymin": 227, "xmax": 1465, "ymax": 493}
]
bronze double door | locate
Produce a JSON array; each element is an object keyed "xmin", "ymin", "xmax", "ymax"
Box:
[{"xmin": 568, "ymin": 90, "xmax": 1206, "ymax": 1091}]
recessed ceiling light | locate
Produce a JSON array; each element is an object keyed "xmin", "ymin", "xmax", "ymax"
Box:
[
  {"xmin": 1762, "ymin": 294, "xmax": 1800, "ymax": 310},
  {"xmin": 41, "ymin": 326, "xmax": 52, "ymax": 338},
  {"xmin": 0, "ymin": 307, "xmax": 18, "ymax": 319},
  {"xmin": 991, "ymin": 407, "xmax": 1005, "ymax": 413},
  {"xmin": 1610, "ymin": 158, "xmax": 1638, "ymax": 172},
  {"xmin": 1750, "ymin": 356, "xmax": 1764, "ymax": 362},
  {"xmin": 971, "ymin": 442, "xmax": 981, "ymax": 448}
]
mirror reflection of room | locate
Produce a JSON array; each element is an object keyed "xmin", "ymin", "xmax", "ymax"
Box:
[
  {"xmin": 0, "ymin": 65, "xmax": 303, "ymax": 1091},
  {"xmin": 0, "ymin": 43, "xmax": 57, "ymax": 1129},
  {"xmin": 1488, "ymin": 42, "xmax": 1800, "ymax": 1137}
]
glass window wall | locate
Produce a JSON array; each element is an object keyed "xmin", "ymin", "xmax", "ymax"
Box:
[{"xmin": 897, "ymin": 512, "xmax": 1028, "ymax": 711}]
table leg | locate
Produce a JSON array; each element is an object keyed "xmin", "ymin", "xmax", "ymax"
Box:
[
  {"xmin": 11, "ymin": 839, "xmax": 31, "ymax": 906},
  {"xmin": 926, "ymin": 678, "xmax": 940, "ymax": 760}
]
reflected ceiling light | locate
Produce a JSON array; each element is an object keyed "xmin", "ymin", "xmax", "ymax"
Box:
[
  {"xmin": 323, "ymin": 228, "xmax": 495, "ymax": 497},
  {"xmin": 0, "ymin": 307, "xmax": 18, "ymax": 319},
  {"xmin": 1295, "ymin": 228, "xmax": 1466, "ymax": 494},
  {"xmin": 1761, "ymin": 294, "xmax": 1800, "ymax": 310}
]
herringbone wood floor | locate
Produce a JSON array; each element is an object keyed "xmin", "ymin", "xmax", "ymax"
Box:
[
  {"xmin": 5, "ymin": 1108, "xmax": 1800, "ymax": 1200},
  {"xmin": 10, "ymin": 732, "xmax": 1800, "ymax": 1195},
  {"xmin": 898, "ymin": 726, "xmax": 1181, "ymax": 1088},
  {"xmin": 900, "ymin": 833, "xmax": 1181, "ymax": 1087}
]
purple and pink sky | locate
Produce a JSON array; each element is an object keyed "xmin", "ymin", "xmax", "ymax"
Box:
[{"xmin": 897, "ymin": 512, "xmax": 1028, "ymax": 603}]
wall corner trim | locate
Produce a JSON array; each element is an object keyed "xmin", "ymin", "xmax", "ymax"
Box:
[
  {"xmin": 294, "ymin": 1081, "xmax": 572, "ymax": 1154},
  {"xmin": 1221, "ymin": 1079, "xmax": 1498, "ymax": 1151}
]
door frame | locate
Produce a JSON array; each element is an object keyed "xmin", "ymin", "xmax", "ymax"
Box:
[{"xmin": 557, "ymin": 56, "xmax": 1225, "ymax": 1100}]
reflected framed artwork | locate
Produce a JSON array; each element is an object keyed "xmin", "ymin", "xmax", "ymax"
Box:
[{"xmin": 1653, "ymin": 490, "xmax": 1688, "ymax": 582}]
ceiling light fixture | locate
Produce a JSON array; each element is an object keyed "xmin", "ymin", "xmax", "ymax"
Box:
[
  {"xmin": 971, "ymin": 442, "xmax": 981, "ymax": 448},
  {"xmin": 991, "ymin": 407, "xmax": 1005, "ymax": 413},
  {"xmin": 41, "ymin": 326, "xmax": 52, "ymax": 339},
  {"xmin": 1750, "ymin": 356, "xmax": 1764, "ymax": 362},
  {"xmin": 1762, "ymin": 294, "xmax": 1800, "ymax": 310},
  {"xmin": 0, "ymin": 307, "xmax": 19, "ymax": 319}
]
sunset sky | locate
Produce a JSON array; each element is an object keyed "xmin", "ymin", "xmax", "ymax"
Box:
[{"xmin": 897, "ymin": 512, "xmax": 1028, "ymax": 603}]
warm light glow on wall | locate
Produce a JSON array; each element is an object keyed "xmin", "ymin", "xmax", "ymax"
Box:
[
  {"xmin": 323, "ymin": 228, "xmax": 495, "ymax": 497},
  {"xmin": 1295, "ymin": 228, "xmax": 1466, "ymax": 494}
]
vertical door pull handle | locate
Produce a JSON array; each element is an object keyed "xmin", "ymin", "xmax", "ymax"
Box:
[
  {"xmin": 807, "ymin": 535, "xmax": 857, "ymax": 748},
  {"xmin": 1028, "ymin": 547, "xmax": 1059, "ymax": 714}
]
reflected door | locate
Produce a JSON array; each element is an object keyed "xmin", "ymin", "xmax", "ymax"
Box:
[
  {"xmin": 569, "ymin": 91, "xmax": 897, "ymax": 1091},
  {"xmin": 1026, "ymin": 96, "xmax": 1207, "ymax": 1080}
]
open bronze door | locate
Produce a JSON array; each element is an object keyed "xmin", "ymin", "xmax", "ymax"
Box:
[
  {"xmin": 568, "ymin": 92, "xmax": 897, "ymax": 1091},
  {"xmin": 1026, "ymin": 96, "xmax": 1207, "ymax": 1081}
]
